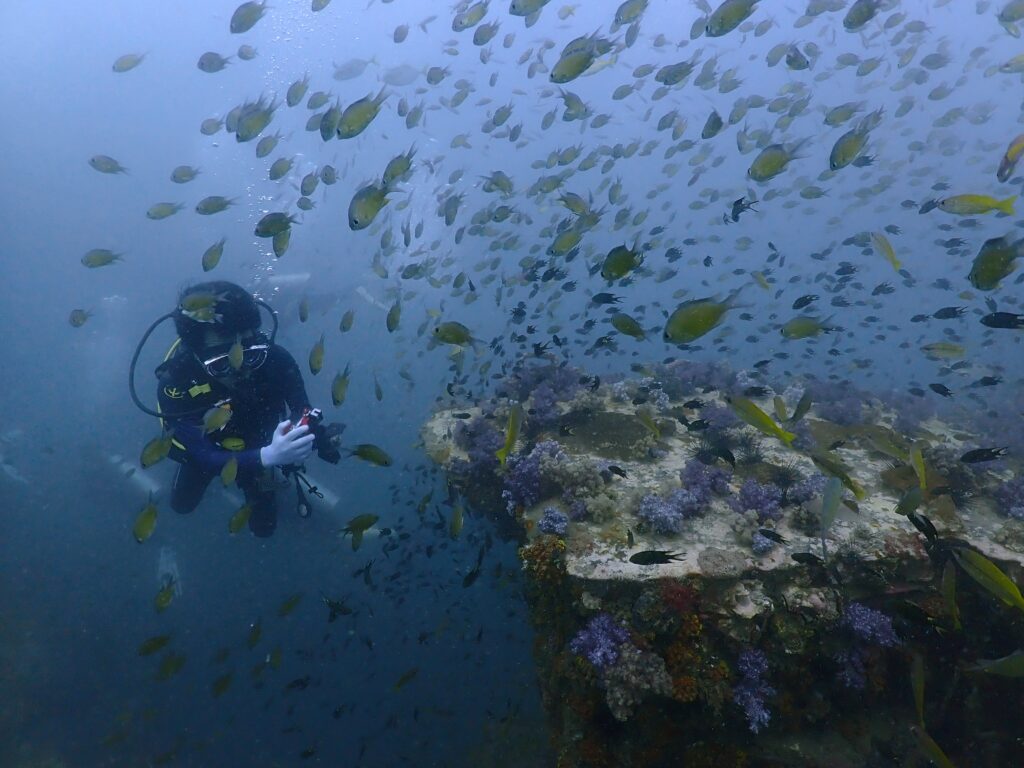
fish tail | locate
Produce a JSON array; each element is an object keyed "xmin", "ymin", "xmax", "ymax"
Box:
[
  {"xmin": 495, "ymin": 447, "xmax": 508, "ymax": 467},
  {"xmin": 999, "ymin": 195, "xmax": 1017, "ymax": 215},
  {"xmin": 780, "ymin": 429, "xmax": 797, "ymax": 445}
]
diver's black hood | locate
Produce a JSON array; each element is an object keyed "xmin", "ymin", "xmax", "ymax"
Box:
[{"xmin": 173, "ymin": 281, "xmax": 262, "ymax": 351}]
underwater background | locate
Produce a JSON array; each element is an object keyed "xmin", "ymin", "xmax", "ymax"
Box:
[{"xmin": 3, "ymin": 0, "xmax": 1024, "ymax": 766}]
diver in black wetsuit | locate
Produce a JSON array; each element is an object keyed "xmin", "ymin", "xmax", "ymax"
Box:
[{"xmin": 153, "ymin": 281, "xmax": 341, "ymax": 537}]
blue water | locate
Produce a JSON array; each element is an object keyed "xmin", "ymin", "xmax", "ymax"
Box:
[{"xmin": 2, "ymin": 0, "xmax": 1023, "ymax": 765}]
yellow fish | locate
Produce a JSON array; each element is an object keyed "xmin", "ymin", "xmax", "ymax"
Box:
[
  {"xmin": 227, "ymin": 337, "xmax": 244, "ymax": 371},
  {"xmin": 203, "ymin": 406, "xmax": 232, "ymax": 434},
  {"xmin": 663, "ymin": 290, "xmax": 745, "ymax": 344},
  {"xmin": 348, "ymin": 182, "xmax": 389, "ymax": 230},
  {"xmin": 870, "ymin": 232, "xmax": 901, "ymax": 272},
  {"xmin": 133, "ymin": 496, "xmax": 158, "ymax": 543},
  {"xmin": 337, "ymin": 87, "xmax": 388, "ymax": 139},
  {"xmin": 951, "ymin": 547, "xmax": 1024, "ymax": 612},
  {"xmin": 705, "ymin": 0, "xmax": 760, "ymax": 37},
  {"xmin": 998, "ymin": 134, "xmax": 1024, "ymax": 182},
  {"xmin": 386, "ymin": 301, "xmax": 401, "ymax": 332},
  {"xmin": 910, "ymin": 442, "xmax": 927, "ymax": 491},
  {"xmin": 495, "ymin": 404, "xmax": 523, "ymax": 467},
  {"xmin": 81, "ymin": 249, "xmax": 123, "ymax": 268},
  {"xmin": 332, "ymin": 363, "xmax": 352, "ymax": 407},
  {"xmin": 727, "ymin": 396, "xmax": 796, "ymax": 446},
  {"xmin": 247, "ymin": 618, "xmax": 262, "ymax": 649},
  {"xmin": 155, "ymin": 651, "xmax": 186, "ymax": 681},
  {"xmin": 347, "ymin": 444, "xmax": 391, "ymax": 466},
  {"xmin": 309, "ymin": 334, "xmax": 325, "ymax": 375},
  {"xmin": 201, "ymin": 238, "xmax": 225, "ymax": 272},
  {"xmin": 137, "ymin": 634, "xmax": 172, "ymax": 656},
  {"xmin": 937, "ymin": 194, "xmax": 1016, "ymax": 216},
  {"xmin": 748, "ymin": 140, "xmax": 807, "ymax": 182},
  {"xmin": 140, "ymin": 433, "xmax": 173, "ymax": 468},
  {"xmin": 393, "ymin": 667, "xmax": 419, "ymax": 691},
  {"xmin": 228, "ymin": 504, "xmax": 251, "ymax": 534},
  {"xmin": 220, "ymin": 456, "xmax": 238, "ymax": 486},
  {"xmin": 277, "ymin": 593, "xmax": 303, "ymax": 617},
  {"xmin": 155, "ymin": 578, "xmax": 176, "ymax": 612},
  {"xmin": 211, "ymin": 672, "xmax": 233, "ymax": 697},
  {"xmin": 449, "ymin": 503, "xmax": 464, "ymax": 539}
]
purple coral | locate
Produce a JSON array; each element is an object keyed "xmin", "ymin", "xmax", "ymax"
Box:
[
  {"xmin": 681, "ymin": 459, "xmax": 731, "ymax": 499},
  {"xmin": 994, "ymin": 477, "xmax": 1024, "ymax": 520},
  {"xmin": 454, "ymin": 416, "xmax": 504, "ymax": 474},
  {"xmin": 789, "ymin": 473, "xmax": 828, "ymax": 505},
  {"xmin": 815, "ymin": 394, "xmax": 863, "ymax": 426},
  {"xmin": 733, "ymin": 649, "xmax": 775, "ymax": 733},
  {"xmin": 538, "ymin": 507, "xmax": 569, "ymax": 536},
  {"xmin": 570, "ymin": 613, "xmax": 631, "ymax": 670},
  {"xmin": 505, "ymin": 362, "xmax": 581, "ymax": 402},
  {"xmin": 887, "ymin": 387, "xmax": 937, "ymax": 435},
  {"xmin": 842, "ymin": 603, "xmax": 900, "ymax": 648},
  {"xmin": 833, "ymin": 647, "xmax": 867, "ymax": 690},
  {"xmin": 501, "ymin": 440, "xmax": 563, "ymax": 512},
  {"xmin": 833, "ymin": 604, "xmax": 898, "ymax": 690},
  {"xmin": 566, "ymin": 497, "xmax": 589, "ymax": 521},
  {"xmin": 702, "ymin": 402, "xmax": 740, "ymax": 430},
  {"xmin": 803, "ymin": 377, "xmax": 866, "ymax": 426},
  {"xmin": 751, "ymin": 531, "xmax": 776, "ymax": 556},
  {"xmin": 529, "ymin": 383, "xmax": 561, "ymax": 427},
  {"xmin": 636, "ymin": 488, "xmax": 704, "ymax": 534},
  {"xmin": 635, "ymin": 460, "xmax": 730, "ymax": 534},
  {"xmin": 664, "ymin": 359, "xmax": 737, "ymax": 396},
  {"xmin": 730, "ymin": 478, "xmax": 783, "ymax": 524}
]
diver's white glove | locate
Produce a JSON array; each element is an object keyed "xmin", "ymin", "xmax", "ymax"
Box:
[{"xmin": 260, "ymin": 421, "xmax": 315, "ymax": 467}]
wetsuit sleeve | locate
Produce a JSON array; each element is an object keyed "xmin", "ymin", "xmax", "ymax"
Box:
[
  {"xmin": 156, "ymin": 379, "xmax": 263, "ymax": 473},
  {"xmin": 169, "ymin": 418, "xmax": 263, "ymax": 473},
  {"xmin": 276, "ymin": 347, "xmax": 313, "ymax": 419}
]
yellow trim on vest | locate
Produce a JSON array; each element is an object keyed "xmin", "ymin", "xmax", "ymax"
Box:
[{"xmin": 189, "ymin": 383, "xmax": 212, "ymax": 397}]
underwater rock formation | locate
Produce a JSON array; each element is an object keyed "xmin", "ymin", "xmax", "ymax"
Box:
[{"xmin": 423, "ymin": 361, "xmax": 1024, "ymax": 766}]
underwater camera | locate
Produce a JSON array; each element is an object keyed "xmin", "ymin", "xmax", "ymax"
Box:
[{"xmin": 287, "ymin": 408, "xmax": 342, "ymax": 465}]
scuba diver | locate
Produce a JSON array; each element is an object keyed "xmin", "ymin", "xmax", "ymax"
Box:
[{"xmin": 130, "ymin": 280, "xmax": 342, "ymax": 537}]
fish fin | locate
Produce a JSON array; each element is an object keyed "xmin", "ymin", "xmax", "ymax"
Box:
[{"xmin": 999, "ymin": 195, "xmax": 1017, "ymax": 215}]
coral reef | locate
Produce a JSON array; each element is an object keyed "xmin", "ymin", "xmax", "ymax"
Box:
[
  {"xmin": 421, "ymin": 361, "xmax": 1024, "ymax": 767},
  {"xmin": 732, "ymin": 649, "xmax": 775, "ymax": 734},
  {"xmin": 681, "ymin": 458, "xmax": 732, "ymax": 497},
  {"xmin": 729, "ymin": 478, "xmax": 783, "ymax": 524},
  {"xmin": 636, "ymin": 489, "xmax": 703, "ymax": 534},
  {"xmin": 501, "ymin": 440, "xmax": 564, "ymax": 512},
  {"xmin": 539, "ymin": 507, "xmax": 569, "ymax": 536},
  {"xmin": 454, "ymin": 415, "xmax": 504, "ymax": 475},
  {"xmin": 570, "ymin": 613, "xmax": 630, "ymax": 671},
  {"xmin": 995, "ymin": 477, "xmax": 1024, "ymax": 520},
  {"xmin": 841, "ymin": 603, "xmax": 900, "ymax": 648},
  {"xmin": 602, "ymin": 645, "xmax": 673, "ymax": 722}
]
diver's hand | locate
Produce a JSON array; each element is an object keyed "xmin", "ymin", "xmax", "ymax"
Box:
[{"xmin": 260, "ymin": 421, "xmax": 315, "ymax": 467}]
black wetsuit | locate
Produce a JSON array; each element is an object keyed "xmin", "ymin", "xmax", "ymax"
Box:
[{"xmin": 156, "ymin": 343, "xmax": 311, "ymax": 537}]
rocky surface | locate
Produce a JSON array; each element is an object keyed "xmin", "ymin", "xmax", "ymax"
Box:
[{"xmin": 423, "ymin": 383, "xmax": 1024, "ymax": 766}]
